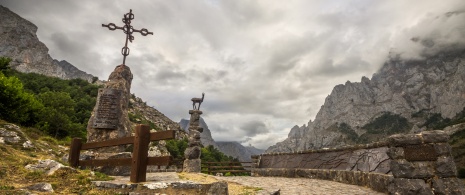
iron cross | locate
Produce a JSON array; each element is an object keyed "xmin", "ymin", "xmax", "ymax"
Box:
[{"xmin": 102, "ymin": 9, "xmax": 153, "ymax": 65}]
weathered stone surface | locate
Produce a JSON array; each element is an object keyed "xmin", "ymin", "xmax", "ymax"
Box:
[
  {"xmin": 188, "ymin": 140, "xmax": 202, "ymax": 148},
  {"xmin": 432, "ymin": 178, "xmax": 465, "ymax": 195},
  {"xmin": 206, "ymin": 181, "xmax": 228, "ymax": 195},
  {"xmin": 183, "ymin": 109, "xmax": 203, "ymax": 172},
  {"xmin": 421, "ymin": 130, "xmax": 449, "ymax": 143},
  {"xmin": 434, "ymin": 143, "xmax": 452, "ymax": 156},
  {"xmin": 27, "ymin": 183, "xmax": 54, "ymax": 192},
  {"xmin": 388, "ymin": 178, "xmax": 434, "ymax": 195},
  {"xmin": 183, "ymin": 159, "xmax": 201, "ymax": 172},
  {"xmin": 435, "ymin": 156, "xmax": 458, "ymax": 177},
  {"xmin": 22, "ymin": 140, "xmax": 34, "ymax": 148},
  {"xmin": 0, "ymin": 128, "xmax": 21, "ymax": 143},
  {"xmin": 388, "ymin": 134, "xmax": 423, "ymax": 147},
  {"xmin": 87, "ymin": 65, "xmax": 133, "ymax": 152},
  {"xmin": 258, "ymin": 147, "xmax": 390, "ymax": 173},
  {"xmin": 25, "ymin": 159, "xmax": 76, "ymax": 176},
  {"xmin": 387, "ymin": 147, "xmax": 405, "ymax": 160},
  {"xmin": 390, "ymin": 159, "xmax": 434, "ymax": 178},
  {"xmin": 184, "ymin": 146, "xmax": 201, "ymax": 160}
]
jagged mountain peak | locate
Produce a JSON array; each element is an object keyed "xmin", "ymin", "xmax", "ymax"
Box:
[{"xmin": 267, "ymin": 49, "xmax": 465, "ymax": 153}]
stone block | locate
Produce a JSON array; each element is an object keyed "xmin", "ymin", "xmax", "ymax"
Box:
[
  {"xmin": 295, "ymin": 169, "xmax": 318, "ymax": 179},
  {"xmin": 388, "ymin": 134, "xmax": 422, "ymax": 147},
  {"xmin": 267, "ymin": 168, "xmax": 295, "ymax": 177},
  {"xmin": 206, "ymin": 181, "xmax": 228, "ymax": 195},
  {"xmin": 184, "ymin": 146, "xmax": 201, "ymax": 159},
  {"xmin": 421, "ymin": 130, "xmax": 449, "ymax": 143},
  {"xmin": 390, "ymin": 159, "xmax": 434, "ymax": 178},
  {"xmin": 432, "ymin": 178, "xmax": 465, "ymax": 195},
  {"xmin": 189, "ymin": 130, "xmax": 201, "ymax": 139},
  {"xmin": 433, "ymin": 143, "xmax": 452, "ymax": 157},
  {"xmin": 183, "ymin": 159, "xmax": 201, "ymax": 172},
  {"xmin": 387, "ymin": 147, "xmax": 405, "ymax": 160},
  {"xmin": 188, "ymin": 137, "xmax": 201, "ymax": 147},
  {"xmin": 27, "ymin": 183, "xmax": 54, "ymax": 193},
  {"xmin": 388, "ymin": 178, "xmax": 433, "ymax": 195},
  {"xmin": 435, "ymin": 156, "xmax": 458, "ymax": 177},
  {"xmin": 367, "ymin": 173, "xmax": 392, "ymax": 193}
]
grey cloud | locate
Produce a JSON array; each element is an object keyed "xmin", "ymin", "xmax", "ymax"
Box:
[
  {"xmin": 3, "ymin": 0, "xmax": 465, "ymax": 149},
  {"xmin": 240, "ymin": 121, "xmax": 269, "ymax": 137}
]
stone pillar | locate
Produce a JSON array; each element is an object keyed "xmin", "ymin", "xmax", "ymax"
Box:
[
  {"xmin": 86, "ymin": 65, "xmax": 133, "ymax": 152},
  {"xmin": 251, "ymin": 155, "xmax": 261, "ymax": 177},
  {"xmin": 387, "ymin": 130, "xmax": 465, "ymax": 195},
  {"xmin": 183, "ymin": 110, "xmax": 203, "ymax": 172}
]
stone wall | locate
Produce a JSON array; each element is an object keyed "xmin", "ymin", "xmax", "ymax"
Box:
[
  {"xmin": 387, "ymin": 130, "xmax": 465, "ymax": 194},
  {"xmin": 252, "ymin": 131, "xmax": 465, "ymax": 194},
  {"xmin": 257, "ymin": 141, "xmax": 390, "ymax": 173}
]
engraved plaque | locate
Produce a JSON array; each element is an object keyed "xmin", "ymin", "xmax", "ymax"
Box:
[
  {"xmin": 404, "ymin": 145, "xmax": 437, "ymax": 161},
  {"xmin": 93, "ymin": 88, "xmax": 122, "ymax": 129}
]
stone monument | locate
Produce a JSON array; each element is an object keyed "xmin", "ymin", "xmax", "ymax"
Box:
[
  {"xmin": 183, "ymin": 93, "xmax": 205, "ymax": 172},
  {"xmin": 86, "ymin": 65, "xmax": 133, "ymax": 152},
  {"xmin": 86, "ymin": 9, "xmax": 153, "ymax": 153}
]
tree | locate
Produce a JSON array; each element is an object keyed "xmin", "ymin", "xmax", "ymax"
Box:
[
  {"xmin": 0, "ymin": 57, "xmax": 11, "ymax": 73},
  {"xmin": 0, "ymin": 72, "xmax": 43, "ymax": 125},
  {"xmin": 37, "ymin": 91, "xmax": 77, "ymax": 138}
]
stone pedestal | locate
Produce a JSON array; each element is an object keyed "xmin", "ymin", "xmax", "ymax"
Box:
[
  {"xmin": 387, "ymin": 131, "xmax": 465, "ymax": 195},
  {"xmin": 183, "ymin": 110, "xmax": 203, "ymax": 172},
  {"xmin": 86, "ymin": 65, "xmax": 133, "ymax": 152}
]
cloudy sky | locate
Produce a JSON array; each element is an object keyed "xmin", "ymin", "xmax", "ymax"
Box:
[{"xmin": 1, "ymin": 0, "xmax": 465, "ymax": 149}]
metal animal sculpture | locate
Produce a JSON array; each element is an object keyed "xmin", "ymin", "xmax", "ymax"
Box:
[{"xmin": 191, "ymin": 93, "xmax": 205, "ymax": 110}]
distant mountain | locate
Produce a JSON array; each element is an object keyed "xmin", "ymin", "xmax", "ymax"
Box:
[
  {"xmin": 0, "ymin": 5, "xmax": 95, "ymax": 82},
  {"xmin": 179, "ymin": 118, "xmax": 265, "ymax": 161},
  {"xmin": 267, "ymin": 49, "xmax": 465, "ymax": 153},
  {"xmin": 179, "ymin": 117, "xmax": 218, "ymax": 148},
  {"xmin": 216, "ymin": 142, "xmax": 265, "ymax": 162}
]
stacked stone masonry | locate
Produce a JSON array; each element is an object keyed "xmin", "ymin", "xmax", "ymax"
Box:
[
  {"xmin": 387, "ymin": 130, "xmax": 465, "ymax": 195},
  {"xmin": 252, "ymin": 130, "xmax": 465, "ymax": 194},
  {"xmin": 183, "ymin": 110, "xmax": 203, "ymax": 172}
]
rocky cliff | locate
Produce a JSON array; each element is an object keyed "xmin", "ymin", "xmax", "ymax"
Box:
[
  {"xmin": 267, "ymin": 50, "xmax": 465, "ymax": 153},
  {"xmin": 0, "ymin": 5, "xmax": 94, "ymax": 82}
]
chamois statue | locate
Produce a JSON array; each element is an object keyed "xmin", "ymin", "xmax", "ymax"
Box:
[{"xmin": 191, "ymin": 92, "xmax": 205, "ymax": 110}]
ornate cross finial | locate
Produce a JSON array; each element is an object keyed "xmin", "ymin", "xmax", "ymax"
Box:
[{"xmin": 102, "ymin": 9, "xmax": 153, "ymax": 65}]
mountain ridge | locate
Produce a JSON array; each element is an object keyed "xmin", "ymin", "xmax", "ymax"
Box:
[
  {"xmin": 267, "ymin": 50, "xmax": 465, "ymax": 153},
  {"xmin": 0, "ymin": 5, "xmax": 95, "ymax": 82}
]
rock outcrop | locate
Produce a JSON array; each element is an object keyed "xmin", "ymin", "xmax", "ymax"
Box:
[
  {"xmin": 0, "ymin": 5, "xmax": 94, "ymax": 82},
  {"xmin": 130, "ymin": 96, "xmax": 183, "ymax": 133},
  {"xmin": 267, "ymin": 50, "xmax": 465, "ymax": 153}
]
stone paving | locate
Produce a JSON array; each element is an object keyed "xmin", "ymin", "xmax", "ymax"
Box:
[{"xmin": 213, "ymin": 176, "xmax": 386, "ymax": 195}]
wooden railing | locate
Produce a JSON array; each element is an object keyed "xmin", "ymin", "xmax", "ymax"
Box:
[
  {"xmin": 68, "ymin": 124, "xmax": 176, "ymax": 183},
  {"xmin": 202, "ymin": 161, "xmax": 252, "ymax": 175}
]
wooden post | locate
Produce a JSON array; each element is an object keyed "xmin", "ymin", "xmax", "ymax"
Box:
[
  {"xmin": 130, "ymin": 124, "xmax": 150, "ymax": 183},
  {"xmin": 69, "ymin": 138, "xmax": 82, "ymax": 167}
]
